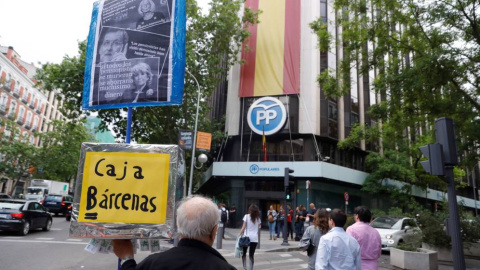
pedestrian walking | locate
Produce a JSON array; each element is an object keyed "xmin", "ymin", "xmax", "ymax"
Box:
[
  {"xmin": 276, "ymin": 205, "xmax": 285, "ymax": 239},
  {"xmin": 287, "ymin": 204, "xmax": 294, "ymax": 240},
  {"xmin": 315, "ymin": 209, "xmax": 361, "ymax": 270},
  {"xmin": 218, "ymin": 203, "xmax": 229, "ymax": 239},
  {"xmin": 346, "ymin": 206, "xmax": 382, "ymax": 270},
  {"xmin": 299, "ymin": 209, "xmax": 329, "ymax": 270},
  {"xmin": 238, "ymin": 204, "xmax": 261, "ymax": 270},
  {"xmin": 112, "ymin": 195, "xmax": 236, "ymax": 270},
  {"xmin": 267, "ymin": 205, "xmax": 277, "ymax": 240},
  {"xmin": 229, "ymin": 203, "xmax": 237, "ymax": 228},
  {"xmin": 306, "ymin": 203, "xmax": 316, "ymax": 226},
  {"xmin": 294, "ymin": 206, "xmax": 301, "ymax": 241}
]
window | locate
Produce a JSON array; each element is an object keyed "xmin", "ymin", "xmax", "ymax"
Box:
[
  {"xmin": 18, "ymin": 106, "xmax": 25, "ymax": 121},
  {"xmin": 29, "ymin": 135, "xmax": 35, "ymax": 145},
  {"xmin": 33, "ymin": 117, "xmax": 39, "ymax": 130},
  {"xmin": 0, "ymin": 93, "xmax": 7, "ymax": 107},
  {"xmin": 9, "ymin": 101, "xmax": 16, "ymax": 115},
  {"xmin": 27, "ymin": 111, "xmax": 32, "ymax": 125}
]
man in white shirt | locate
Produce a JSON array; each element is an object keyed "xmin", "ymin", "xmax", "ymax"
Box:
[
  {"xmin": 315, "ymin": 209, "xmax": 361, "ymax": 270},
  {"xmin": 218, "ymin": 203, "xmax": 229, "ymax": 239}
]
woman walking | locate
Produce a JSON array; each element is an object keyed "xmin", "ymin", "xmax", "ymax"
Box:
[
  {"xmin": 299, "ymin": 209, "xmax": 329, "ymax": 270},
  {"xmin": 238, "ymin": 204, "xmax": 261, "ymax": 270},
  {"xmin": 266, "ymin": 205, "xmax": 277, "ymax": 240}
]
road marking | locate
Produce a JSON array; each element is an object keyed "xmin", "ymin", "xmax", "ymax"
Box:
[
  {"xmin": 279, "ymin": 253, "xmax": 292, "ymax": 257},
  {"xmin": 67, "ymin": 239, "xmax": 83, "ymax": 242},
  {"xmin": 50, "ymin": 228, "xmax": 62, "ymax": 231},
  {"xmin": 36, "ymin": 238, "xmax": 54, "ymax": 240},
  {"xmin": 255, "ymin": 258, "xmax": 303, "ymax": 266},
  {"xmin": 300, "ymin": 264, "xmax": 309, "ymax": 268},
  {"xmin": 2, "ymin": 236, "xmax": 25, "ymax": 239},
  {"xmin": 0, "ymin": 239, "xmax": 87, "ymax": 245}
]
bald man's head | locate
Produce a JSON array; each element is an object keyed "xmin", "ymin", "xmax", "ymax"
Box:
[{"xmin": 176, "ymin": 196, "xmax": 219, "ymax": 242}]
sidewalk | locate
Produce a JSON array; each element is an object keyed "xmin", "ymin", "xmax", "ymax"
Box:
[
  {"xmin": 214, "ymin": 226, "xmax": 480, "ymax": 270},
  {"xmin": 214, "ymin": 226, "xmax": 298, "ymax": 254}
]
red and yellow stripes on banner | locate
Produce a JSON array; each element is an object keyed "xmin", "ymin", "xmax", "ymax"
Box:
[{"xmin": 239, "ymin": 0, "xmax": 300, "ymax": 97}]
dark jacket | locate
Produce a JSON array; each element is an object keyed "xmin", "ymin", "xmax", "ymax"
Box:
[{"xmin": 121, "ymin": 238, "xmax": 236, "ymax": 270}]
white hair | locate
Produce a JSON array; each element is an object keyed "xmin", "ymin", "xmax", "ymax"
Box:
[{"xmin": 176, "ymin": 195, "xmax": 219, "ymax": 240}]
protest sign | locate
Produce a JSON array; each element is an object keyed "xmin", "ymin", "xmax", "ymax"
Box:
[
  {"xmin": 70, "ymin": 143, "xmax": 185, "ymax": 239},
  {"xmin": 82, "ymin": 0, "xmax": 186, "ymax": 109}
]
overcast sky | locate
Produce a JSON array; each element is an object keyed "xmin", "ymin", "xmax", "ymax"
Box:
[{"xmin": 0, "ymin": 0, "xmax": 209, "ymax": 65}]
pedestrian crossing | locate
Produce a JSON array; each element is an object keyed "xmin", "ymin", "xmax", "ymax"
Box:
[{"xmin": 225, "ymin": 252, "xmax": 309, "ymax": 270}]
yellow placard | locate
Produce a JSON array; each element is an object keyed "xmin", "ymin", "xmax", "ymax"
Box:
[{"xmin": 79, "ymin": 152, "xmax": 170, "ymax": 224}]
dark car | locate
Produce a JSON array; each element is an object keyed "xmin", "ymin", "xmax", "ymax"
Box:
[
  {"xmin": 0, "ymin": 193, "xmax": 12, "ymax": 199},
  {"xmin": 0, "ymin": 200, "xmax": 52, "ymax": 236},
  {"xmin": 42, "ymin": 194, "xmax": 73, "ymax": 216}
]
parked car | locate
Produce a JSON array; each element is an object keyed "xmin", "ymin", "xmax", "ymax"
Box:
[
  {"xmin": 370, "ymin": 217, "xmax": 422, "ymax": 251},
  {"xmin": 41, "ymin": 194, "xmax": 73, "ymax": 216},
  {"xmin": 0, "ymin": 193, "xmax": 12, "ymax": 200},
  {"xmin": 0, "ymin": 199, "xmax": 52, "ymax": 236}
]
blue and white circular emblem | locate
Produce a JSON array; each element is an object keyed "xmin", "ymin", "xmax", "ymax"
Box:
[
  {"xmin": 249, "ymin": 164, "xmax": 259, "ymax": 174},
  {"xmin": 247, "ymin": 97, "xmax": 287, "ymax": 135}
]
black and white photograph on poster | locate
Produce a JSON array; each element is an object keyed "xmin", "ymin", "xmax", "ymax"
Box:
[
  {"xmin": 91, "ymin": 27, "xmax": 170, "ymax": 106},
  {"xmin": 101, "ymin": 0, "xmax": 172, "ymax": 37}
]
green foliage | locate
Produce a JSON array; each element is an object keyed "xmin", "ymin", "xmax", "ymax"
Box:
[
  {"xmin": 35, "ymin": 120, "xmax": 93, "ymax": 182},
  {"xmin": 317, "ymin": 69, "xmax": 341, "ymax": 98},
  {"xmin": 309, "ymin": 18, "xmax": 332, "ymax": 53},
  {"xmin": 0, "ymin": 119, "xmax": 38, "ymax": 194}
]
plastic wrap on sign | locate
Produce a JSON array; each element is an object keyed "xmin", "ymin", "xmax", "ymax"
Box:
[{"xmin": 69, "ymin": 143, "xmax": 185, "ymax": 239}]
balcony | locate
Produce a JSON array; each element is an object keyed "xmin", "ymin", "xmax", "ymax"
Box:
[
  {"xmin": 16, "ymin": 117, "xmax": 24, "ymax": 125},
  {"xmin": 7, "ymin": 113, "xmax": 15, "ymax": 120},
  {"xmin": 24, "ymin": 121, "xmax": 32, "ymax": 130},
  {"xmin": 36, "ymin": 108, "xmax": 41, "ymax": 114},
  {"xmin": 31, "ymin": 126, "xmax": 37, "ymax": 132},
  {"xmin": 2, "ymin": 82, "xmax": 11, "ymax": 92},
  {"xmin": 21, "ymin": 96, "xmax": 28, "ymax": 104},
  {"xmin": 12, "ymin": 89, "xmax": 20, "ymax": 98},
  {"xmin": 0, "ymin": 105, "xmax": 6, "ymax": 116},
  {"xmin": 28, "ymin": 103, "xmax": 34, "ymax": 109}
]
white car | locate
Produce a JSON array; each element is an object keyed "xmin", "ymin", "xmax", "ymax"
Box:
[{"xmin": 370, "ymin": 217, "xmax": 422, "ymax": 251}]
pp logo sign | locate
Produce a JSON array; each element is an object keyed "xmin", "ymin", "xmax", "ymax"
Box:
[{"xmin": 247, "ymin": 97, "xmax": 287, "ymax": 135}]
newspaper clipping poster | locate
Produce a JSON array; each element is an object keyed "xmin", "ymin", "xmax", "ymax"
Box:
[{"xmin": 82, "ymin": 0, "xmax": 186, "ymax": 110}]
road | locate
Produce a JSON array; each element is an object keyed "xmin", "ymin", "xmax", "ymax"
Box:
[{"xmin": 1, "ymin": 216, "xmax": 477, "ymax": 270}]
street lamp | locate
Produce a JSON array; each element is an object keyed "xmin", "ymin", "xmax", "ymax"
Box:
[
  {"xmin": 195, "ymin": 153, "xmax": 208, "ymax": 169},
  {"xmin": 186, "ymin": 70, "xmax": 202, "ymax": 196}
]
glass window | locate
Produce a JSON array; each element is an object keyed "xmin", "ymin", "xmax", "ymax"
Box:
[{"xmin": 28, "ymin": 203, "xmax": 36, "ymax": 210}]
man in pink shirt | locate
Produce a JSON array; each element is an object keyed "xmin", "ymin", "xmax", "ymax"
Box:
[{"xmin": 346, "ymin": 206, "xmax": 382, "ymax": 270}]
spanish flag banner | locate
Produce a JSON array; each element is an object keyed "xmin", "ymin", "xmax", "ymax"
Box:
[
  {"xmin": 239, "ymin": 0, "xmax": 301, "ymax": 97},
  {"xmin": 262, "ymin": 126, "xmax": 267, "ymax": 161}
]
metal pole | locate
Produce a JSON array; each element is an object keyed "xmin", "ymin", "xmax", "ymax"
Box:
[
  {"xmin": 186, "ymin": 70, "xmax": 201, "ymax": 196},
  {"xmin": 125, "ymin": 107, "xmax": 133, "ymax": 143},
  {"xmin": 445, "ymin": 165, "xmax": 466, "ymax": 270},
  {"xmin": 216, "ymin": 222, "xmax": 223, "ymax": 249},
  {"xmin": 473, "ymin": 164, "xmax": 478, "ymax": 217},
  {"xmin": 282, "ymin": 199, "xmax": 289, "ymax": 246}
]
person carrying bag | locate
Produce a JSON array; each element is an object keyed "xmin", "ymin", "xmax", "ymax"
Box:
[
  {"xmin": 299, "ymin": 209, "xmax": 329, "ymax": 270},
  {"xmin": 238, "ymin": 205, "xmax": 261, "ymax": 270}
]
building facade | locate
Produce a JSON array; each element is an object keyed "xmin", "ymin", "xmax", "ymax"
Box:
[
  {"xmin": 198, "ymin": 0, "xmax": 479, "ymax": 225},
  {"xmin": 0, "ymin": 46, "xmax": 67, "ymax": 196}
]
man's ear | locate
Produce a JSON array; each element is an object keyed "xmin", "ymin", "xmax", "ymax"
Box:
[{"xmin": 210, "ymin": 224, "xmax": 218, "ymax": 241}]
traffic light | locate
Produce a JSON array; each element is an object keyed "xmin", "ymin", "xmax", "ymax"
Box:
[
  {"xmin": 284, "ymin": 168, "xmax": 294, "ymax": 201},
  {"xmin": 419, "ymin": 143, "xmax": 444, "ymax": 175},
  {"xmin": 285, "ymin": 187, "xmax": 292, "ymax": 201}
]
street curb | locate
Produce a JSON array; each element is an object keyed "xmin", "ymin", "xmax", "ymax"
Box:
[{"xmin": 264, "ymin": 247, "xmax": 301, "ymax": 253}]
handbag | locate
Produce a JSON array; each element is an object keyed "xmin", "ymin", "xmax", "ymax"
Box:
[
  {"xmin": 239, "ymin": 216, "xmax": 251, "ymax": 248},
  {"xmin": 239, "ymin": 236, "xmax": 250, "ymax": 248},
  {"xmin": 306, "ymin": 239, "xmax": 315, "ymax": 256}
]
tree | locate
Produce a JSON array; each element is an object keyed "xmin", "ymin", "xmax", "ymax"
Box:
[
  {"xmin": 0, "ymin": 119, "xmax": 37, "ymax": 195},
  {"xmin": 35, "ymin": 120, "xmax": 93, "ymax": 182},
  {"xmin": 35, "ymin": 0, "xmax": 259, "ymax": 189},
  {"xmin": 310, "ymin": 0, "xmax": 480, "ymax": 208}
]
